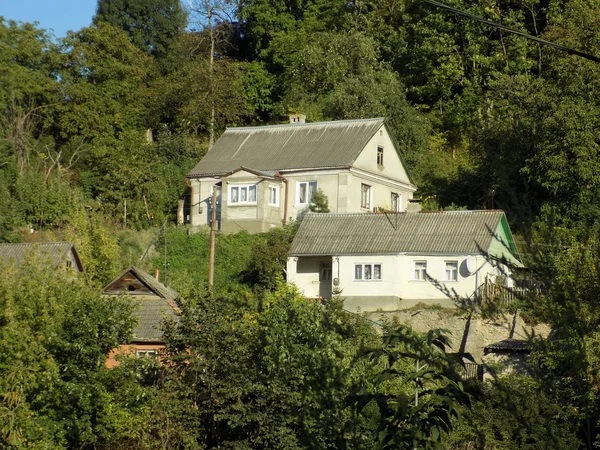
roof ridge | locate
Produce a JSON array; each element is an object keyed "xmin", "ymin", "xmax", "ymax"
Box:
[{"xmin": 225, "ymin": 117, "xmax": 385, "ymax": 131}]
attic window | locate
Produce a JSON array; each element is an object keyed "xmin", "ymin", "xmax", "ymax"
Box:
[
  {"xmin": 377, "ymin": 146, "xmax": 384, "ymax": 165},
  {"xmin": 66, "ymin": 260, "xmax": 72, "ymax": 268},
  {"xmin": 128, "ymin": 285, "xmax": 137, "ymax": 292}
]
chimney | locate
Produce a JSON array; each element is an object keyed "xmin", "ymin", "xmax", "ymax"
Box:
[
  {"xmin": 289, "ymin": 114, "xmax": 306, "ymax": 124},
  {"xmin": 407, "ymin": 199, "xmax": 422, "ymax": 213},
  {"xmin": 154, "ymin": 269, "xmax": 160, "ymax": 281}
]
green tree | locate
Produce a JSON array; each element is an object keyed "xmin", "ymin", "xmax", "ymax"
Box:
[
  {"xmin": 309, "ymin": 189, "xmax": 329, "ymax": 213},
  {"xmin": 160, "ymin": 284, "xmax": 379, "ymax": 448},
  {"xmin": 94, "ymin": 0, "xmax": 187, "ymax": 68},
  {"xmin": 350, "ymin": 325, "xmax": 470, "ymax": 449},
  {"xmin": 0, "ymin": 258, "xmax": 136, "ymax": 448}
]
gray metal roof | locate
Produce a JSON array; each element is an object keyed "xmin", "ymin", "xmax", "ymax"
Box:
[
  {"xmin": 188, "ymin": 118, "xmax": 386, "ymax": 177},
  {"xmin": 0, "ymin": 242, "xmax": 83, "ymax": 270},
  {"xmin": 290, "ymin": 211, "xmax": 510, "ymax": 255},
  {"xmin": 132, "ymin": 297, "xmax": 179, "ymax": 342}
]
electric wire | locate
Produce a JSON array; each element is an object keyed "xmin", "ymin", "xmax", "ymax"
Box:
[{"xmin": 421, "ymin": 0, "xmax": 600, "ymax": 63}]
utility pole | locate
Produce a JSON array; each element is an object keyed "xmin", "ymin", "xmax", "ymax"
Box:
[{"xmin": 208, "ymin": 188, "xmax": 217, "ymax": 289}]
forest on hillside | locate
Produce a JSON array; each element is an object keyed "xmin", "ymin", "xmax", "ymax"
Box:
[{"xmin": 3, "ymin": 0, "xmax": 600, "ymax": 448}]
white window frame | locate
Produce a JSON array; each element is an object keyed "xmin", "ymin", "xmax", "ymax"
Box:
[
  {"xmin": 229, "ymin": 184, "xmax": 257, "ymax": 205},
  {"xmin": 361, "ymin": 184, "xmax": 371, "ymax": 209},
  {"xmin": 377, "ymin": 145, "xmax": 384, "ymax": 165},
  {"xmin": 413, "ymin": 261, "xmax": 427, "ymax": 281},
  {"xmin": 136, "ymin": 350, "xmax": 157, "ymax": 358},
  {"xmin": 444, "ymin": 261, "xmax": 458, "ymax": 281},
  {"xmin": 296, "ymin": 181, "xmax": 317, "ymax": 205},
  {"xmin": 268, "ymin": 185, "xmax": 280, "ymax": 206},
  {"xmin": 353, "ymin": 263, "xmax": 382, "ymax": 281}
]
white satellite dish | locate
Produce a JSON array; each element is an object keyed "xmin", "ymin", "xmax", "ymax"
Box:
[{"xmin": 465, "ymin": 258, "xmax": 477, "ymax": 275}]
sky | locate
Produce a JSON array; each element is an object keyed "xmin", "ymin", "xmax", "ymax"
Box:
[{"xmin": 1, "ymin": 0, "xmax": 98, "ymax": 38}]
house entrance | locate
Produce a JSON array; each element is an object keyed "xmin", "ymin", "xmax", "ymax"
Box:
[{"xmin": 319, "ymin": 262, "xmax": 333, "ymax": 299}]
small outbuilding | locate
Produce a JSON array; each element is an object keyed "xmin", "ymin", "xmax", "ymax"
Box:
[{"xmin": 103, "ymin": 266, "xmax": 180, "ymax": 367}]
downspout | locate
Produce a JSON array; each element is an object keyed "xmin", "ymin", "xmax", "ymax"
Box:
[{"xmin": 278, "ymin": 173, "xmax": 289, "ymax": 225}]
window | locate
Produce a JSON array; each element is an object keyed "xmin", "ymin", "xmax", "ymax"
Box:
[
  {"xmin": 268, "ymin": 185, "xmax": 279, "ymax": 206},
  {"xmin": 229, "ymin": 184, "xmax": 257, "ymax": 205},
  {"xmin": 66, "ymin": 260, "xmax": 73, "ymax": 268},
  {"xmin": 413, "ymin": 261, "xmax": 427, "ymax": 280},
  {"xmin": 297, "ymin": 181, "xmax": 317, "ymax": 205},
  {"xmin": 361, "ymin": 184, "xmax": 371, "ymax": 209},
  {"xmin": 377, "ymin": 146, "xmax": 384, "ymax": 165},
  {"xmin": 444, "ymin": 261, "xmax": 458, "ymax": 281},
  {"xmin": 136, "ymin": 350, "xmax": 157, "ymax": 358},
  {"xmin": 354, "ymin": 263, "xmax": 382, "ymax": 281},
  {"xmin": 391, "ymin": 192, "xmax": 402, "ymax": 212}
]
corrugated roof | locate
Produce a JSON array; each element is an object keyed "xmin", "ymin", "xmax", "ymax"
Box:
[
  {"xmin": 188, "ymin": 118, "xmax": 385, "ymax": 177},
  {"xmin": 290, "ymin": 211, "xmax": 510, "ymax": 256},
  {"xmin": 133, "ymin": 297, "xmax": 179, "ymax": 342},
  {"xmin": 0, "ymin": 242, "xmax": 82, "ymax": 269}
]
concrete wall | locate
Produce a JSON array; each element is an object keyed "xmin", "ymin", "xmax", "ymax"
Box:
[
  {"xmin": 288, "ymin": 253, "xmax": 511, "ymax": 312},
  {"xmin": 365, "ymin": 309, "xmax": 550, "ymax": 363}
]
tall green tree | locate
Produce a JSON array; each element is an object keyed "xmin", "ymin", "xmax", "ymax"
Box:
[
  {"xmin": 0, "ymin": 259, "xmax": 137, "ymax": 448},
  {"xmin": 94, "ymin": 0, "xmax": 187, "ymax": 66}
]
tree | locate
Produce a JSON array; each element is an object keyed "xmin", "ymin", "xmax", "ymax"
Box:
[
  {"xmin": 349, "ymin": 325, "xmax": 471, "ymax": 449},
  {"xmin": 94, "ymin": 0, "xmax": 187, "ymax": 67},
  {"xmin": 309, "ymin": 189, "xmax": 329, "ymax": 213},
  {"xmin": 160, "ymin": 284, "xmax": 379, "ymax": 448},
  {"xmin": 0, "ymin": 258, "xmax": 137, "ymax": 448}
]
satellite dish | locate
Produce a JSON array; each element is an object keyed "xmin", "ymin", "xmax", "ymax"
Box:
[
  {"xmin": 466, "ymin": 258, "xmax": 476, "ymax": 273},
  {"xmin": 461, "ymin": 258, "xmax": 477, "ymax": 277}
]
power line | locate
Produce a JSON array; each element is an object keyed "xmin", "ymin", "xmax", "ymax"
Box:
[{"xmin": 421, "ymin": 0, "xmax": 600, "ymax": 63}]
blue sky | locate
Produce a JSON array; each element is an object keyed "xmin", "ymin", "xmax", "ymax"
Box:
[{"xmin": 2, "ymin": 0, "xmax": 98, "ymax": 38}]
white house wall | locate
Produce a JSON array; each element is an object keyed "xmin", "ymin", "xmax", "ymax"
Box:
[
  {"xmin": 353, "ymin": 125, "xmax": 413, "ymax": 186},
  {"xmin": 288, "ymin": 253, "xmax": 506, "ymax": 312}
]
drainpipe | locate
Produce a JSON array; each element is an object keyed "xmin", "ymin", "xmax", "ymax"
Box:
[{"xmin": 278, "ymin": 173, "xmax": 289, "ymax": 225}]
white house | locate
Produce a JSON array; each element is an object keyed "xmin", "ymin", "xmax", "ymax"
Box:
[
  {"xmin": 286, "ymin": 210, "xmax": 522, "ymax": 312},
  {"xmin": 185, "ymin": 117, "xmax": 417, "ymax": 233}
]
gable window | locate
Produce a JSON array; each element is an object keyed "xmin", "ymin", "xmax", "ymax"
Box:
[
  {"xmin": 391, "ymin": 192, "xmax": 402, "ymax": 212},
  {"xmin": 444, "ymin": 261, "xmax": 458, "ymax": 281},
  {"xmin": 361, "ymin": 184, "xmax": 371, "ymax": 209},
  {"xmin": 268, "ymin": 185, "xmax": 279, "ymax": 206},
  {"xmin": 377, "ymin": 146, "xmax": 384, "ymax": 165},
  {"xmin": 354, "ymin": 263, "xmax": 382, "ymax": 281},
  {"xmin": 229, "ymin": 184, "xmax": 257, "ymax": 205},
  {"xmin": 297, "ymin": 181, "xmax": 317, "ymax": 205},
  {"xmin": 413, "ymin": 261, "xmax": 427, "ymax": 280}
]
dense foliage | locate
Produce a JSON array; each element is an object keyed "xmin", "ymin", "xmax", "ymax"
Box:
[{"xmin": 3, "ymin": 0, "xmax": 600, "ymax": 447}]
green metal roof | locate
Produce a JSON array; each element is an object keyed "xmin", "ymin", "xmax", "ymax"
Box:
[
  {"xmin": 290, "ymin": 211, "xmax": 518, "ymax": 258},
  {"xmin": 188, "ymin": 118, "xmax": 386, "ymax": 177}
]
